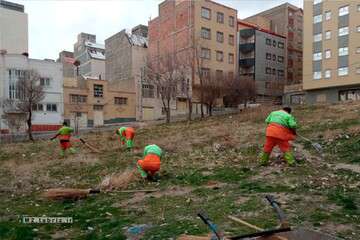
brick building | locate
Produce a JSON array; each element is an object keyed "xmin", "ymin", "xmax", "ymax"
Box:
[{"xmin": 148, "ymin": 0, "xmax": 238, "ymax": 114}]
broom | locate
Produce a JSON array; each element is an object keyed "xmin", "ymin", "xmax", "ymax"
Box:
[{"xmin": 42, "ymin": 188, "xmax": 100, "ymax": 200}]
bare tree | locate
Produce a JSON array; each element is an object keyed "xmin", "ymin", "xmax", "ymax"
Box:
[
  {"xmin": 202, "ymin": 71, "xmax": 224, "ymax": 116},
  {"xmin": 193, "ymin": 39, "xmax": 206, "ymax": 118},
  {"xmin": 225, "ymin": 75, "xmax": 256, "ymax": 108},
  {"xmin": 145, "ymin": 52, "xmax": 181, "ymax": 123},
  {"xmin": 176, "ymin": 53, "xmax": 193, "ymax": 121},
  {"xmin": 9, "ymin": 70, "xmax": 45, "ymax": 141}
]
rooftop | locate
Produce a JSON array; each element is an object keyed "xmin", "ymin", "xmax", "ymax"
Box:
[
  {"xmin": 0, "ymin": 0, "xmax": 24, "ymax": 12},
  {"xmin": 238, "ymin": 20, "xmax": 286, "ymax": 39},
  {"xmin": 125, "ymin": 29, "xmax": 148, "ymax": 48},
  {"xmin": 84, "ymin": 41, "xmax": 105, "ymax": 50}
]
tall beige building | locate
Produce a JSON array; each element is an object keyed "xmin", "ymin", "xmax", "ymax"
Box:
[
  {"xmin": 303, "ymin": 0, "xmax": 360, "ymax": 103},
  {"xmin": 0, "ymin": 0, "xmax": 28, "ymax": 54}
]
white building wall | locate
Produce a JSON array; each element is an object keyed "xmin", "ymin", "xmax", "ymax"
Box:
[
  {"xmin": 0, "ymin": 8, "xmax": 28, "ymax": 54},
  {"xmin": 0, "ymin": 54, "xmax": 63, "ymax": 130}
]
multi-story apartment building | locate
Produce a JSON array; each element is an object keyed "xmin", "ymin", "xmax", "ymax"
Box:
[
  {"xmin": 238, "ymin": 20, "xmax": 286, "ymax": 103},
  {"xmin": 148, "ymin": 0, "xmax": 237, "ymax": 114},
  {"xmin": 106, "ymin": 25, "xmax": 167, "ymax": 121},
  {"xmin": 63, "ymin": 76, "xmax": 136, "ymax": 128},
  {"xmin": 0, "ymin": 0, "xmax": 28, "ymax": 54},
  {"xmin": 303, "ymin": 0, "xmax": 360, "ymax": 103},
  {"xmin": 0, "ymin": 53, "xmax": 63, "ymax": 132},
  {"xmin": 245, "ymin": 3, "xmax": 303, "ymax": 86},
  {"xmin": 73, "ymin": 33, "xmax": 105, "ymax": 79}
]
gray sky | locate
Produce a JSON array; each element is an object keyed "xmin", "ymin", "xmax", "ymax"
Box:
[{"xmin": 11, "ymin": 0, "xmax": 303, "ymax": 60}]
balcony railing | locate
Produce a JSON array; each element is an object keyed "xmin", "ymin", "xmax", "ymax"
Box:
[
  {"xmin": 239, "ymin": 43, "xmax": 255, "ymax": 54},
  {"xmin": 239, "ymin": 58, "xmax": 255, "ymax": 68},
  {"xmin": 240, "ymin": 29, "xmax": 255, "ymax": 38}
]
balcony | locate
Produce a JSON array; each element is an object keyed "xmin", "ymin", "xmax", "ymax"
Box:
[
  {"xmin": 240, "ymin": 29, "xmax": 255, "ymax": 38},
  {"xmin": 239, "ymin": 43, "xmax": 255, "ymax": 54},
  {"xmin": 239, "ymin": 58, "xmax": 255, "ymax": 68}
]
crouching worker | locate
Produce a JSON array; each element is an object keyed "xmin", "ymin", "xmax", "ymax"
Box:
[
  {"xmin": 50, "ymin": 122, "xmax": 76, "ymax": 157},
  {"xmin": 259, "ymin": 107, "xmax": 297, "ymax": 166},
  {"xmin": 137, "ymin": 144, "xmax": 162, "ymax": 179},
  {"xmin": 116, "ymin": 127, "xmax": 135, "ymax": 150}
]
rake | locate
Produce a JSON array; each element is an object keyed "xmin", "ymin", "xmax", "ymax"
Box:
[{"xmin": 297, "ymin": 134, "xmax": 323, "ymax": 154}]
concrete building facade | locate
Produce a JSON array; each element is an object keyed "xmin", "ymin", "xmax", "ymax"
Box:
[
  {"xmin": 303, "ymin": 0, "xmax": 360, "ymax": 103},
  {"xmin": 238, "ymin": 20, "xmax": 286, "ymax": 103},
  {"xmin": 63, "ymin": 76, "xmax": 136, "ymax": 129},
  {"xmin": 148, "ymin": 0, "xmax": 238, "ymax": 114},
  {"xmin": 245, "ymin": 3, "xmax": 303, "ymax": 86},
  {"xmin": 58, "ymin": 50, "xmax": 75, "ymax": 78},
  {"xmin": 106, "ymin": 25, "xmax": 167, "ymax": 121},
  {"xmin": 73, "ymin": 33, "xmax": 105, "ymax": 79},
  {"xmin": 0, "ymin": 54, "xmax": 63, "ymax": 132},
  {"xmin": 0, "ymin": 0, "xmax": 28, "ymax": 55}
]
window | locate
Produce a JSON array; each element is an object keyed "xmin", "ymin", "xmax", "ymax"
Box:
[
  {"xmin": 266, "ymin": 53, "xmax": 272, "ymax": 60},
  {"xmin": 114, "ymin": 97, "xmax": 128, "ymax": 105},
  {"xmin": 201, "ymin": 27, "xmax": 211, "ymax": 39},
  {"xmin": 325, "ymin": 31, "xmax": 331, "ymax": 40},
  {"xmin": 201, "ymin": 7, "xmax": 211, "ymax": 19},
  {"xmin": 93, "ymin": 105, "xmax": 103, "ymax": 110},
  {"xmin": 272, "ymin": 40, "xmax": 276, "ymax": 47},
  {"xmin": 313, "ymin": 0, "xmax": 322, "ymax": 5},
  {"xmin": 324, "ymin": 70, "xmax": 331, "ymax": 79},
  {"xmin": 217, "ymin": 12, "xmax": 224, "ymax": 23},
  {"xmin": 32, "ymin": 104, "xmax": 43, "ymax": 111},
  {"xmin": 272, "ymin": 68, "xmax": 276, "ymax": 75},
  {"xmin": 357, "ymin": 26, "xmax": 360, "ymax": 32},
  {"xmin": 313, "ymin": 33, "xmax": 322, "ymax": 42},
  {"xmin": 216, "ymin": 70, "xmax": 223, "ymax": 80},
  {"xmin": 313, "ymin": 52, "xmax": 322, "ymax": 61},
  {"xmin": 46, "ymin": 104, "xmax": 57, "ymax": 112},
  {"xmin": 70, "ymin": 94, "xmax": 87, "ymax": 103},
  {"xmin": 201, "ymin": 68, "xmax": 210, "ymax": 79},
  {"xmin": 93, "ymin": 84, "xmax": 103, "ymax": 97},
  {"xmin": 142, "ymin": 84, "xmax": 154, "ymax": 98},
  {"xmin": 338, "ymin": 27, "xmax": 349, "ymax": 36},
  {"xmin": 338, "ymin": 47, "xmax": 348, "ymax": 56},
  {"xmin": 325, "ymin": 11, "xmax": 331, "ymax": 21},
  {"xmin": 216, "ymin": 31, "xmax": 224, "ymax": 43},
  {"xmin": 216, "ymin": 51, "xmax": 223, "ymax": 62},
  {"xmin": 228, "ymin": 34, "xmax": 234, "ymax": 45},
  {"xmin": 228, "ymin": 53, "xmax": 234, "ymax": 64},
  {"xmin": 358, "ymin": 4, "xmax": 360, "ymax": 12},
  {"xmin": 338, "ymin": 67, "xmax": 349, "ymax": 76},
  {"xmin": 266, "ymin": 38, "xmax": 271, "ymax": 45},
  {"xmin": 339, "ymin": 5, "xmax": 349, "ymax": 16},
  {"xmin": 272, "ymin": 54, "xmax": 276, "ymax": 61},
  {"xmin": 357, "ymin": 68, "xmax": 360, "ymax": 74},
  {"xmin": 278, "ymin": 70, "xmax": 284, "ymax": 77},
  {"xmin": 356, "ymin": 47, "xmax": 360, "ymax": 54},
  {"xmin": 339, "ymin": 89, "xmax": 360, "ymax": 101},
  {"xmin": 313, "ymin": 71, "xmax": 322, "ymax": 80},
  {"xmin": 229, "ymin": 16, "xmax": 235, "ymax": 27},
  {"xmin": 278, "ymin": 42, "xmax": 284, "ymax": 49},
  {"xmin": 201, "ymin": 48, "xmax": 211, "ymax": 59},
  {"xmin": 313, "ymin": 14, "xmax": 322, "ymax": 24},
  {"xmin": 40, "ymin": 77, "xmax": 50, "ymax": 87},
  {"xmin": 325, "ymin": 50, "xmax": 331, "ymax": 59},
  {"xmin": 278, "ymin": 56, "xmax": 284, "ymax": 63},
  {"xmin": 266, "ymin": 68, "xmax": 272, "ymax": 74}
]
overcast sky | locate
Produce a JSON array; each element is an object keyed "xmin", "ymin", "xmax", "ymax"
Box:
[{"xmin": 11, "ymin": 0, "xmax": 303, "ymax": 60}]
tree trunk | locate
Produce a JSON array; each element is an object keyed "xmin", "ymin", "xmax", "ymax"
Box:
[
  {"xmin": 166, "ymin": 99, "xmax": 171, "ymax": 123},
  {"xmin": 209, "ymin": 104, "xmax": 212, "ymax": 116},
  {"xmin": 188, "ymin": 98, "xmax": 192, "ymax": 121},
  {"xmin": 27, "ymin": 111, "xmax": 34, "ymax": 141}
]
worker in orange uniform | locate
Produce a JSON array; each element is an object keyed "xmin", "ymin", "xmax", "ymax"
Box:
[
  {"xmin": 115, "ymin": 127, "xmax": 135, "ymax": 150},
  {"xmin": 50, "ymin": 122, "xmax": 77, "ymax": 157},
  {"xmin": 137, "ymin": 144, "xmax": 162, "ymax": 179},
  {"xmin": 259, "ymin": 107, "xmax": 297, "ymax": 166}
]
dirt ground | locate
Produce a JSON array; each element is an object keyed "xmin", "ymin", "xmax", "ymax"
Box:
[{"xmin": 0, "ymin": 102, "xmax": 359, "ymax": 239}]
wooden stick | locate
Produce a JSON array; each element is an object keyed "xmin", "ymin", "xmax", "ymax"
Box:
[{"xmin": 228, "ymin": 215, "xmax": 288, "ymax": 240}]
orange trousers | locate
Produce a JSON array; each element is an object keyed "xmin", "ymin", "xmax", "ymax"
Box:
[
  {"xmin": 137, "ymin": 154, "xmax": 161, "ymax": 176},
  {"xmin": 264, "ymin": 136, "xmax": 291, "ymax": 153}
]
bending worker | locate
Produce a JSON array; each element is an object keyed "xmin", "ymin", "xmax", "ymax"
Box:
[
  {"xmin": 137, "ymin": 144, "xmax": 162, "ymax": 179},
  {"xmin": 115, "ymin": 127, "xmax": 135, "ymax": 149},
  {"xmin": 259, "ymin": 107, "xmax": 297, "ymax": 166},
  {"xmin": 51, "ymin": 122, "xmax": 76, "ymax": 157}
]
